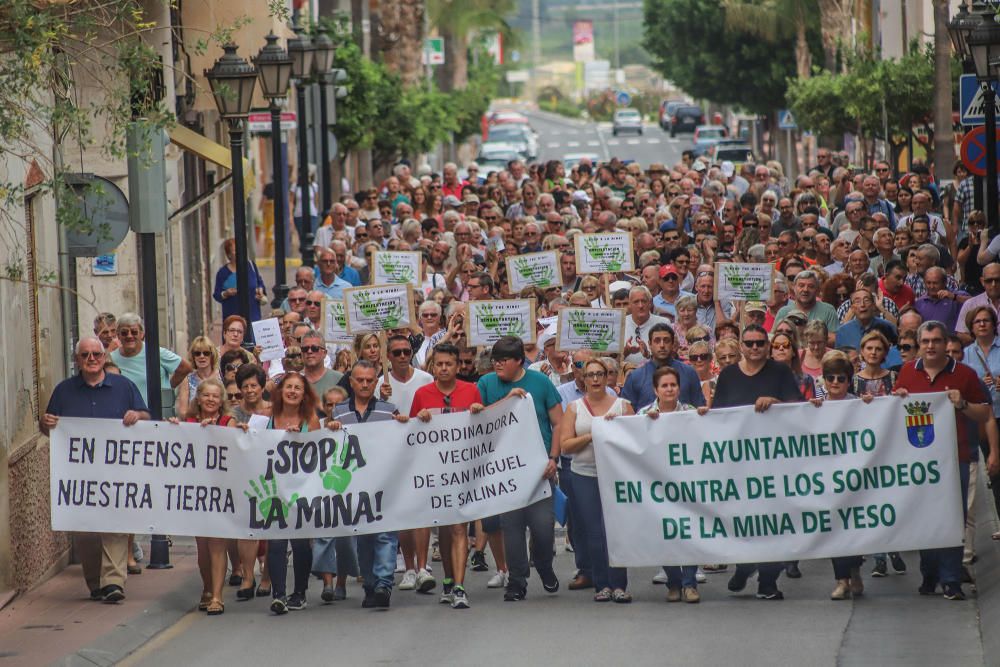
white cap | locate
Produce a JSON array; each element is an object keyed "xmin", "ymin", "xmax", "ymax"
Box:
[
  {"xmin": 721, "ymin": 161, "xmax": 735, "ymax": 177},
  {"xmin": 572, "ymin": 190, "xmax": 591, "ymax": 203}
]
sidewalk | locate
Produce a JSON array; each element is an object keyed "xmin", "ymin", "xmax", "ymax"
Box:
[{"xmin": 0, "ymin": 538, "xmax": 201, "ymax": 667}]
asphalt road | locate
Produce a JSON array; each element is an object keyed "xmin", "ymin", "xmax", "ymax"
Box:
[{"xmin": 524, "ymin": 109, "xmax": 688, "ymax": 169}]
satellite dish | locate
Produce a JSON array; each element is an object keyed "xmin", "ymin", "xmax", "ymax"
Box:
[{"xmin": 63, "ymin": 173, "xmax": 130, "ymax": 257}]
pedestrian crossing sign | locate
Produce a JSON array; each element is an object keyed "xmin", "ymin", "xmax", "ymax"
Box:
[
  {"xmin": 778, "ymin": 109, "xmax": 797, "ymax": 131},
  {"xmin": 960, "ymin": 74, "xmax": 1000, "ymax": 125}
]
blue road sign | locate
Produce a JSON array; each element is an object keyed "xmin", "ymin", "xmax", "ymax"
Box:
[
  {"xmin": 960, "ymin": 74, "xmax": 1000, "ymax": 125},
  {"xmin": 778, "ymin": 109, "xmax": 797, "ymax": 131},
  {"xmin": 615, "ymin": 91, "xmax": 631, "ymax": 107}
]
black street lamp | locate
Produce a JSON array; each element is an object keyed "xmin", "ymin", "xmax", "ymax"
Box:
[
  {"xmin": 254, "ymin": 32, "xmax": 294, "ymax": 308},
  {"xmin": 961, "ymin": 2, "xmax": 1000, "ymax": 237},
  {"xmin": 205, "ymin": 43, "xmax": 258, "ymax": 325},
  {"xmin": 287, "ymin": 25, "xmax": 316, "ymax": 267},
  {"xmin": 313, "ymin": 28, "xmax": 336, "ymax": 216}
]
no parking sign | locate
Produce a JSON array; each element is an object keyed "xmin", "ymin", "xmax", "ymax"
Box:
[{"xmin": 960, "ymin": 126, "xmax": 1000, "ymax": 177}]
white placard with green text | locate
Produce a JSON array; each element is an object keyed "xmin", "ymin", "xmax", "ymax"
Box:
[
  {"xmin": 555, "ymin": 307, "xmax": 626, "ymax": 353},
  {"xmin": 575, "ymin": 232, "xmax": 634, "ymax": 274},
  {"xmin": 466, "ymin": 299, "xmax": 537, "ymax": 346},
  {"xmin": 343, "ymin": 284, "xmax": 416, "ymax": 334},
  {"xmin": 714, "ymin": 262, "xmax": 774, "ymax": 302},
  {"xmin": 371, "ymin": 251, "xmax": 422, "ymax": 288},
  {"xmin": 506, "ymin": 251, "xmax": 560, "ymax": 293}
]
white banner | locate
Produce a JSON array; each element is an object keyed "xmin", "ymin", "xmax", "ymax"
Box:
[
  {"xmin": 370, "ymin": 251, "xmax": 422, "ymax": 288},
  {"xmin": 555, "ymin": 307, "xmax": 626, "ymax": 353},
  {"xmin": 344, "ymin": 284, "xmax": 416, "ymax": 334},
  {"xmin": 592, "ymin": 394, "xmax": 962, "ymax": 566},
  {"xmin": 320, "ymin": 298, "xmax": 352, "ymax": 344},
  {"xmin": 51, "ymin": 397, "xmax": 549, "ymax": 539},
  {"xmin": 714, "ymin": 262, "xmax": 774, "ymax": 302}
]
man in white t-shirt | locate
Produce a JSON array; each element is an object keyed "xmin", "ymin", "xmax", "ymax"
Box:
[
  {"xmin": 623, "ymin": 286, "xmax": 671, "ymax": 366},
  {"xmin": 375, "ymin": 334, "xmax": 433, "ymax": 416}
]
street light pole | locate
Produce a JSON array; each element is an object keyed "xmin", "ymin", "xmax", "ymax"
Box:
[
  {"xmin": 228, "ymin": 125, "xmax": 252, "ymax": 323},
  {"xmin": 985, "ymin": 84, "xmax": 999, "ymax": 237},
  {"xmin": 313, "ymin": 28, "xmax": 336, "ymax": 216},
  {"xmin": 288, "ymin": 25, "xmax": 316, "ymax": 267}
]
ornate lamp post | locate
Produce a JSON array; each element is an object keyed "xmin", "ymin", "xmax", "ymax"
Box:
[
  {"xmin": 312, "ymin": 28, "xmax": 336, "ymax": 216},
  {"xmin": 287, "ymin": 25, "xmax": 316, "ymax": 266}
]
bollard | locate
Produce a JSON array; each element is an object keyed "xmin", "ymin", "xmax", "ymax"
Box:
[{"xmin": 146, "ymin": 534, "xmax": 174, "ymax": 569}]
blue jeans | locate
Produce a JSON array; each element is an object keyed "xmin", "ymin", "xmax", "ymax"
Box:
[
  {"xmin": 311, "ymin": 536, "xmax": 359, "ymax": 577},
  {"xmin": 267, "ymin": 538, "xmax": 311, "ymax": 599},
  {"xmin": 920, "ymin": 461, "xmax": 970, "ymax": 587},
  {"xmin": 573, "ymin": 474, "xmax": 627, "ymax": 591},
  {"xmin": 357, "ymin": 531, "xmax": 398, "ymax": 593},
  {"xmin": 560, "ymin": 461, "xmax": 590, "ymax": 578},
  {"xmin": 663, "ymin": 565, "xmax": 697, "ymax": 589}
]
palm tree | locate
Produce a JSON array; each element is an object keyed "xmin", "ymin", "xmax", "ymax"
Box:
[
  {"xmin": 426, "ymin": 0, "xmax": 516, "ymax": 91},
  {"xmin": 721, "ymin": 0, "xmax": 817, "ymax": 79},
  {"xmin": 374, "ymin": 0, "xmax": 427, "ymax": 87}
]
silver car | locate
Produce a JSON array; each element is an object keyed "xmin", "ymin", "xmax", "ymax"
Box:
[{"xmin": 613, "ymin": 108, "xmax": 643, "ymax": 136}]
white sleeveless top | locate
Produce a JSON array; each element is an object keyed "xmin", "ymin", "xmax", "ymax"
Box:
[{"xmin": 570, "ymin": 397, "xmax": 627, "ymax": 478}]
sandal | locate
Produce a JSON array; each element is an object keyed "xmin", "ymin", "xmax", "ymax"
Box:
[
  {"xmin": 612, "ymin": 588, "xmax": 632, "ymax": 604},
  {"xmin": 993, "ymin": 532, "xmax": 1000, "ymax": 541},
  {"xmin": 198, "ymin": 591, "xmax": 213, "ymax": 611},
  {"xmin": 206, "ymin": 599, "xmax": 225, "ymax": 616},
  {"xmin": 593, "ymin": 587, "xmax": 612, "ymax": 602}
]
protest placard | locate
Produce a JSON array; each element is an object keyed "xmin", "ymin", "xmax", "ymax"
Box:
[
  {"xmin": 555, "ymin": 307, "xmax": 626, "ymax": 353},
  {"xmin": 574, "ymin": 232, "xmax": 635, "ymax": 274},
  {"xmin": 714, "ymin": 262, "xmax": 774, "ymax": 302},
  {"xmin": 370, "ymin": 251, "xmax": 422, "ymax": 288},
  {"xmin": 251, "ymin": 318, "xmax": 285, "ymax": 362},
  {"xmin": 50, "ymin": 397, "xmax": 549, "ymax": 539},
  {"xmin": 343, "ymin": 284, "xmax": 416, "ymax": 334},
  {"xmin": 466, "ymin": 299, "xmax": 536, "ymax": 346},
  {"xmin": 592, "ymin": 394, "xmax": 961, "ymax": 565},
  {"xmin": 506, "ymin": 251, "xmax": 560, "ymax": 293},
  {"xmin": 320, "ymin": 298, "xmax": 352, "ymax": 344}
]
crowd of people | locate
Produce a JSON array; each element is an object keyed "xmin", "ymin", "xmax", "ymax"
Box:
[{"xmin": 41, "ymin": 144, "xmax": 1000, "ymax": 614}]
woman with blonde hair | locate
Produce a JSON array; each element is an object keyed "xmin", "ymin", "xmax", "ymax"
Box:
[{"xmin": 177, "ymin": 336, "xmax": 219, "ymax": 416}]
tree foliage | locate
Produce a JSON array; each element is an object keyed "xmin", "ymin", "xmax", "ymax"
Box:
[{"xmin": 642, "ymin": 0, "xmax": 802, "ymax": 114}]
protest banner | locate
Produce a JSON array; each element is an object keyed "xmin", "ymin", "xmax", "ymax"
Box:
[
  {"xmin": 506, "ymin": 251, "xmax": 559, "ymax": 293},
  {"xmin": 466, "ymin": 299, "xmax": 536, "ymax": 346},
  {"xmin": 555, "ymin": 307, "xmax": 626, "ymax": 353},
  {"xmin": 50, "ymin": 397, "xmax": 549, "ymax": 539},
  {"xmin": 343, "ymin": 284, "xmax": 416, "ymax": 334},
  {"xmin": 574, "ymin": 232, "xmax": 635, "ymax": 274},
  {"xmin": 714, "ymin": 262, "xmax": 774, "ymax": 302},
  {"xmin": 370, "ymin": 251, "xmax": 422, "ymax": 288},
  {"xmin": 251, "ymin": 318, "xmax": 285, "ymax": 362},
  {"xmin": 591, "ymin": 394, "xmax": 961, "ymax": 566},
  {"xmin": 320, "ymin": 298, "xmax": 352, "ymax": 344}
]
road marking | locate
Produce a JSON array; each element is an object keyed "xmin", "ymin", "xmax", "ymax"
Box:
[
  {"xmin": 587, "ymin": 140, "xmax": 600, "ymax": 146},
  {"xmin": 646, "ymin": 138, "xmax": 661, "ymax": 144},
  {"xmin": 567, "ymin": 141, "xmax": 581, "ymax": 147},
  {"xmin": 546, "ymin": 142, "xmax": 561, "ymax": 148},
  {"xmin": 606, "ymin": 139, "xmax": 620, "ymax": 146},
  {"xmin": 667, "ymin": 138, "xmax": 680, "ymax": 144},
  {"xmin": 626, "ymin": 139, "xmax": 641, "ymax": 145}
]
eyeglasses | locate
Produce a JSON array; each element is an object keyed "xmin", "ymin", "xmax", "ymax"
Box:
[
  {"xmin": 390, "ymin": 348, "xmax": 412, "ymax": 357},
  {"xmin": 584, "ymin": 371, "xmax": 607, "ymax": 380},
  {"xmin": 79, "ymin": 351, "xmax": 104, "ymax": 359},
  {"xmin": 302, "ymin": 345, "xmax": 324, "ymax": 353},
  {"xmin": 227, "ymin": 392, "xmax": 242, "ymax": 401},
  {"xmin": 875, "ymin": 167, "xmax": 890, "ymax": 172},
  {"xmin": 898, "ymin": 343, "xmax": 915, "ymax": 352},
  {"xmin": 225, "ymin": 328, "xmax": 244, "ymax": 335},
  {"xmin": 661, "ymin": 274, "xmax": 678, "ymax": 282},
  {"xmin": 689, "ymin": 353, "xmax": 711, "ymax": 362},
  {"xmin": 742, "ymin": 339, "xmax": 767, "ymax": 348},
  {"xmin": 288, "ymin": 296, "xmax": 306, "ymax": 303},
  {"xmin": 306, "ymin": 300, "xmax": 322, "ymax": 307},
  {"xmin": 823, "ymin": 374, "xmax": 848, "ymax": 384},
  {"xmin": 973, "ymin": 319, "xmax": 994, "ymax": 326},
  {"xmin": 117, "ymin": 328, "xmax": 141, "ymax": 338},
  {"xmin": 771, "ymin": 342, "xmax": 791, "ymax": 351},
  {"xmin": 192, "ymin": 350, "xmax": 212, "ymax": 358}
]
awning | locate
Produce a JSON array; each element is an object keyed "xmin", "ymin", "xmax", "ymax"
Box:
[{"xmin": 168, "ymin": 124, "xmax": 255, "ymax": 194}]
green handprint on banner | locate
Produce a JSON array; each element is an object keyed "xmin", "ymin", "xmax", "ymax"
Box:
[
  {"xmin": 535, "ymin": 265, "xmax": 555, "ymax": 287},
  {"xmin": 319, "ymin": 441, "xmax": 360, "ymax": 493},
  {"xmin": 330, "ymin": 303, "xmax": 347, "ymax": 328},
  {"xmin": 583, "ymin": 236, "xmax": 604, "ymax": 260},
  {"xmin": 583, "ymin": 237, "xmax": 624, "ymax": 271},
  {"xmin": 355, "ymin": 291, "xmax": 381, "ymax": 318},
  {"xmin": 569, "ymin": 310, "xmax": 592, "ymax": 336},
  {"xmin": 499, "ymin": 317, "xmax": 527, "ymax": 338},
  {"xmin": 244, "ymin": 475, "xmax": 298, "ymax": 520},
  {"xmin": 604, "ymin": 249, "xmax": 625, "ymax": 272},
  {"xmin": 381, "ymin": 301, "xmax": 403, "ymax": 329},
  {"xmin": 591, "ymin": 326, "xmax": 615, "ymax": 351},
  {"xmin": 475, "ymin": 303, "xmax": 500, "ymax": 330},
  {"xmin": 514, "ymin": 257, "xmax": 535, "ymax": 280}
]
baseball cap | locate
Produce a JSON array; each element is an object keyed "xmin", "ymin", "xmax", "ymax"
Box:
[
  {"xmin": 745, "ymin": 301, "xmax": 767, "ymax": 314},
  {"xmin": 658, "ymin": 264, "xmax": 679, "ymax": 279},
  {"xmin": 572, "ymin": 190, "xmax": 592, "ymax": 203},
  {"xmin": 464, "ymin": 194, "xmax": 480, "ymax": 204},
  {"xmin": 609, "ymin": 280, "xmax": 632, "ymax": 294},
  {"xmin": 648, "ymin": 163, "xmax": 667, "ymax": 174},
  {"xmin": 692, "ymin": 161, "xmax": 707, "ymax": 173},
  {"xmin": 721, "ymin": 161, "xmax": 735, "ymax": 178},
  {"xmin": 442, "ymin": 195, "xmax": 462, "ymax": 208},
  {"xmin": 786, "ymin": 309, "xmax": 808, "ymax": 325},
  {"xmin": 658, "ymin": 220, "xmax": 677, "ymax": 233}
]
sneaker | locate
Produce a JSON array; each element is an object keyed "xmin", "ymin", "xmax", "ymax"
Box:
[
  {"xmin": 682, "ymin": 586, "xmax": 700, "ymax": 603},
  {"xmin": 132, "ymin": 541, "xmax": 144, "ymax": 563},
  {"xmin": 487, "ymin": 570, "xmax": 508, "ymax": 588},
  {"xmin": 871, "ymin": 559, "xmax": 888, "ymax": 578},
  {"xmin": 362, "ymin": 591, "xmax": 376, "ymax": 608},
  {"xmin": 755, "ymin": 588, "xmax": 784, "ymax": 600},
  {"xmin": 431, "ymin": 542, "xmax": 442, "ymax": 562},
  {"xmin": 830, "ymin": 579, "xmax": 850, "ymax": 600},
  {"xmin": 665, "ymin": 587, "xmax": 681, "ymax": 603},
  {"xmin": 943, "ymin": 584, "xmax": 966, "ymax": 601},
  {"xmin": 399, "ymin": 569, "xmax": 417, "ymax": 590},
  {"xmin": 287, "ymin": 592, "xmax": 307, "ymax": 610},
  {"xmin": 415, "ymin": 568, "xmax": 436, "ymax": 593},
  {"xmin": 439, "ymin": 580, "xmax": 454, "ymax": 604},
  {"xmin": 470, "ymin": 550, "xmax": 489, "ymax": 572},
  {"xmin": 374, "ymin": 586, "xmax": 391, "ymax": 608},
  {"xmin": 784, "ymin": 562, "xmax": 802, "ymax": 579},
  {"xmin": 503, "ymin": 586, "xmax": 526, "ymax": 601},
  {"xmin": 918, "ymin": 576, "xmax": 939, "ymax": 595},
  {"xmin": 101, "ymin": 585, "xmax": 125, "ymax": 604},
  {"xmin": 321, "ymin": 586, "xmax": 335, "ymax": 603},
  {"xmin": 538, "ymin": 567, "xmax": 559, "ymax": 593},
  {"xmin": 395, "ymin": 553, "xmax": 405, "ymax": 574},
  {"xmin": 89, "ymin": 588, "xmax": 103, "ymax": 601},
  {"xmin": 652, "ymin": 570, "xmax": 668, "ymax": 585},
  {"xmin": 270, "ymin": 597, "xmax": 288, "ymax": 615},
  {"xmin": 727, "ymin": 567, "xmax": 755, "ymax": 593},
  {"xmin": 889, "ymin": 552, "xmax": 907, "ymax": 574},
  {"xmin": 451, "ymin": 586, "xmax": 470, "ymax": 609},
  {"xmin": 695, "ymin": 567, "xmax": 707, "ymax": 584}
]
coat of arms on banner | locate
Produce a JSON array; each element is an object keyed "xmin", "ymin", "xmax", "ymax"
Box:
[{"xmin": 904, "ymin": 401, "xmax": 935, "ymax": 448}]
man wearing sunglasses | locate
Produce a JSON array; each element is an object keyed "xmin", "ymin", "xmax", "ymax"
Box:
[
  {"xmin": 109, "ymin": 312, "xmax": 191, "ymax": 411},
  {"xmin": 710, "ymin": 324, "xmax": 803, "ymax": 601},
  {"xmin": 301, "ymin": 330, "xmax": 343, "ymax": 399},
  {"xmin": 411, "ymin": 343, "xmax": 485, "ymax": 608},
  {"xmin": 775, "ymin": 271, "xmax": 839, "ymax": 346},
  {"xmin": 42, "ymin": 337, "xmax": 149, "ymax": 603},
  {"xmin": 314, "ymin": 247, "xmax": 352, "ymax": 300}
]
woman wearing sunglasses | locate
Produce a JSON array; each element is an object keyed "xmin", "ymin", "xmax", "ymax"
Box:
[
  {"xmin": 176, "ymin": 336, "xmax": 219, "ymax": 417},
  {"xmin": 687, "ymin": 340, "xmax": 716, "ymax": 405},
  {"xmin": 769, "ymin": 330, "xmax": 815, "ymax": 400},
  {"xmin": 809, "ymin": 351, "xmax": 873, "ymax": 598}
]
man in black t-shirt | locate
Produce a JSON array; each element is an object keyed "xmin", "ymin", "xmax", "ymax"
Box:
[{"xmin": 711, "ymin": 325, "xmax": 803, "ymax": 600}]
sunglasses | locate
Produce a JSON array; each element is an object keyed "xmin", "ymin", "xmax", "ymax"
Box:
[
  {"xmin": 898, "ymin": 343, "xmax": 915, "ymax": 352},
  {"xmin": 390, "ymin": 348, "xmax": 412, "ymax": 357},
  {"xmin": 688, "ymin": 335, "xmax": 710, "ymax": 344},
  {"xmin": 117, "ymin": 328, "xmax": 141, "ymax": 338},
  {"xmin": 192, "ymin": 350, "xmax": 212, "ymax": 358},
  {"xmin": 689, "ymin": 353, "xmax": 711, "ymax": 362},
  {"xmin": 661, "ymin": 274, "xmax": 678, "ymax": 281},
  {"xmin": 288, "ymin": 296, "xmax": 306, "ymax": 303},
  {"xmin": 227, "ymin": 392, "xmax": 242, "ymax": 401},
  {"xmin": 80, "ymin": 351, "xmax": 104, "ymax": 359},
  {"xmin": 771, "ymin": 342, "xmax": 791, "ymax": 351},
  {"xmin": 302, "ymin": 345, "xmax": 324, "ymax": 353},
  {"xmin": 824, "ymin": 374, "xmax": 848, "ymax": 384},
  {"xmin": 225, "ymin": 363, "xmax": 242, "ymax": 372},
  {"xmin": 306, "ymin": 300, "xmax": 322, "ymax": 307},
  {"xmin": 743, "ymin": 339, "xmax": 767, "ymax": 348}
]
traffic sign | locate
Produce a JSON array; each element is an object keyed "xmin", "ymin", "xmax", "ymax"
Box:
[
  {"xmin": 423, "ymin": 38, "xmax": 444, "ymax": 66},
  {"xmin": 247, "ymin": 111, "xmax": 296, "ymax": 133},
  {"xmin": 960, "ymin": 125, "xmax": 1000, "ymax": 177},
  {"xmin": 778, "ymin": 109, "xmax": 797, "ymax": 130},
  {"xmin": 960, "ymin": 74, "xmax": 1000, "ymax": 125},
  {"xmin": 615, "ymin": 90, "xmax": 631, "ymax": 107}
]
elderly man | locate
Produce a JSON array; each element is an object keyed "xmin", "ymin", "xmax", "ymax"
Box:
[
  {"xmin": 284, "ymin": 286, "xmax": 308, "ymax": 316},
  {"xmin": 861, "ymin": 174, "xmax": 896, "ymax": 228},
  {"xmin": 314, "ymin": 247, "xmax": 352, "ymax": 300},
  {"xmin": 109, "ymin": 313, "xmax": 190, "ymax": 409},
  {"xmin": 913, "ymin": 267, "xmax": 969, "ymax": 332},
  {"xmin": 901, "ymin": 193, "xmax": 948, "ymax": 244},
  {"xmin": 314, "ymin": 202, "xmax": 352, "ymax": 250},
  {"xmin": 304, "ymin": 291, "xmax": 325, "ymax": 326},
  {"xmin": 957, "ymin": 263, "xmax": 1000, "ymax": 344},
  {"xmin": 775, "ymin": 271, "xmax": 839, "ymax": 344},
  {"xmin": 294, "ymin": 266, "xmax": 315, "ymax": 293},
  {"xmin": 93, "ymin": 312, "xmax": 119, "ymax": 351},
  {"xmin": 623, "ymin": 286, "xmax": 672, "ymax": 365},
  {"xmin": 441, "ymin": 162, "xmax": 464, "ymax": 199},
  {"xmin": 835, "ymin": 288, "xmax": 898, "ymax": 350},
  {"xmin": 654, "ymin": 264, "xmax": 692, "ymax": 320},
  {"xmin": 41, "ymin": 337, "xmax": 149, "ymax": 603},
  {"xmin": 330, "ymin": 239, "xmax": 361, "ymax": 286}
]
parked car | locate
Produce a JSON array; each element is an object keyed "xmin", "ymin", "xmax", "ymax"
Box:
[
  {"xmin": 612, "ymin": 108, "xmax": 643, "ymax": 136},
  {"xmin": 476, "ymin": 142, "xmax": 523, "ymax": 173},
  {"xmin": 711, "ymin": 144, "xmax": 755, "ymax": 165},
  {"xmin": 659, "ymin": 100, "xmax": 687, "ymax": 131},
  {"xmin": 668, "ymin": 105, "xmax": 705, "ymax": 137},
  {"xmin": 691, "ymin": 125, "xmax": 729, "ymax": 156},
  {"xmin": 486, "ymin": 124, "xmax": 538, "ymax": 161},
  {"xmin": 563, "ymin": 153, "xmax": 602, "ymax": 169}
]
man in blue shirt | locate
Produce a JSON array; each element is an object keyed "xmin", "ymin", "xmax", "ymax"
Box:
[
  {"xmin": 835, "ymin": 290, "xmax": 898, "ymax": 351},
  {"xmin": 621, "ymin": 323, "xmax": 706, "ymax": 412},
  {"xmin": 42, "ymin": 336, "xmax": 149, "ymax": 604},
  {"xmin": 477, "ymin": 337, "xmax": 562, "ymax": 601},
  {"xmin": 314, "ymin": 247, "xmax": 352, "ymax": 299}
]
